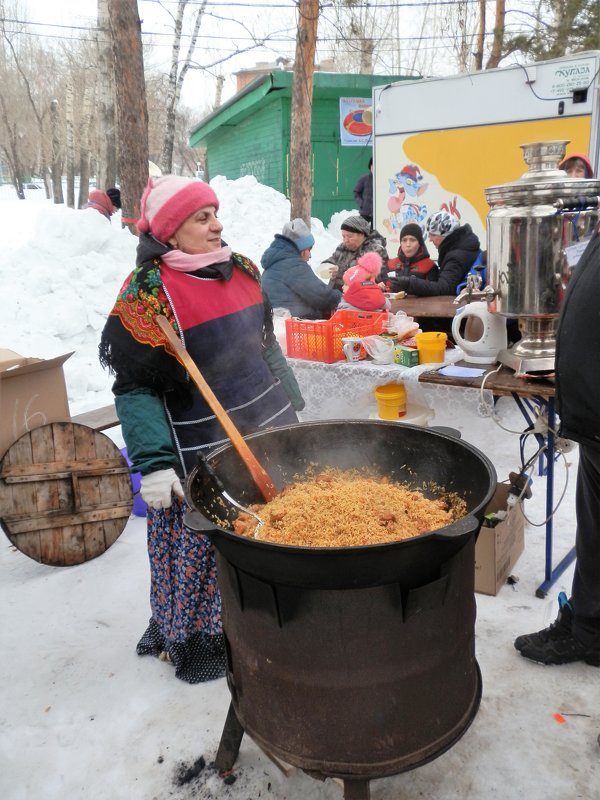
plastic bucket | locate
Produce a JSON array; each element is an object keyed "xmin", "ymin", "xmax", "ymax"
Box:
[
  {"xmin": 415, "ymin": 331, "xmax": 447, "ymax": 364},
  {"xmin": 374, "ymin": 383, "xmax": 407, "ymax": 419}
]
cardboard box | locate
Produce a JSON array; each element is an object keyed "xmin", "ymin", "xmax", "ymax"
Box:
[
  {"xmin": 394, "ymin": 345, "xmax": 419, "ymax": 367},
  {"xmin": 475, "ymin": 483, "xmax": 525, "ymax": 596},
  {"xmin": 0, "ymin": 349, "xmax": 72, "ymax": 456}
]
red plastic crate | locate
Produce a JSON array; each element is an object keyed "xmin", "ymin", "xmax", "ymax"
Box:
[{"xmin": 285, "ymin": 310, "xmax": 387, "ymax": 363}]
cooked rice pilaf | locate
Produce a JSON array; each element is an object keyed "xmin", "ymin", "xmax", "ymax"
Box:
[{"xmin": 233, "ymin": 469, "xmax": 466, "ymax": 547}]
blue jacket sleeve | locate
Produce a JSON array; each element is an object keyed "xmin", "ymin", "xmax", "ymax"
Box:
[{"xmin": 289, "ymin": 262, "xmax": 342, "ymax": 310}]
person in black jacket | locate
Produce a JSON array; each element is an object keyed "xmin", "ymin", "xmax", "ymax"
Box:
[
  {"xmin": 514, "ymin": 227, "xmax": 600, "ymax": 667},
  {"xmin": 353, "ymin": 157, "xmax": 373, "ymax": 228},
  {"xmin": 261, "ymin": 219, "xmax": 341, "ymax": 320},
  {"xmin": 389, "ymin": 210, "xmax": 480, "ymax": 297}
]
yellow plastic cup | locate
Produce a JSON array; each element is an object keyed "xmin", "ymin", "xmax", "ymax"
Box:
[
  {"xmin": 374, "ymin": 383, "xmax": 407, "ymax": 419},
  {"xmin": 415, "ymin": 331, "xmax": 447, "ymax": 364}
]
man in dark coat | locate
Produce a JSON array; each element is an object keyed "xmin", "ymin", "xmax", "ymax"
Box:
[
  {"xmin": 514, "ymin": 226, "xmax": 600, "ymax": 667},
  {"xmin": 353, "ymin": 156, "xmax": 373, "ymax": 227},
  {"xmin": 389, "ymin": 210, "xmax": 480, "ymax": 297},
  {"xmin": 261, "ymin": 219, "xmax": 341, "ymax": 320}
]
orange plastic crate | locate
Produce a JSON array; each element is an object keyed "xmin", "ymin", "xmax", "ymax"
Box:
[{"xmin": 285, "ymin": 310, "xmax": 387, "ymax": 363}]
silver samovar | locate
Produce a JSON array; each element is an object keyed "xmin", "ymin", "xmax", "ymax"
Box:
[{"xmin": 484, "ymin": 140, "xmax": 599, "ymax": 374}]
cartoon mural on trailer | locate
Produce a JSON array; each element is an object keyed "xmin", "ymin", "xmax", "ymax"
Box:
[{"xmin": 383, "ymin": 163, "xmax": 429, "ymax": 235}]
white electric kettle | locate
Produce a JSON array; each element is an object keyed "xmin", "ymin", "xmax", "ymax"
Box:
[{"xmin": 452, "ymin": 302, "xmax": 507, "ymax": 364}]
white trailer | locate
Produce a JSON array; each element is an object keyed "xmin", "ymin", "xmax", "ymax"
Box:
[{"xmin": 372, "ymin": 51, "xmax": 600, "ymax": 255}]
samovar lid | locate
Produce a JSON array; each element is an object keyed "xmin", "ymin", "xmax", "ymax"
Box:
[{"xmin": 485, "ymin": 140, "xmax": 599, "ymax": 205}]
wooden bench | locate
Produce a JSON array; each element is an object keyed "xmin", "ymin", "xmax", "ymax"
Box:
[{"xmin": 70, "ymin": 404, "xmax": 119, "ymax": 432}]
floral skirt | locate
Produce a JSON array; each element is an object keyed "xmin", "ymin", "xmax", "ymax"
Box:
[{"xmin": 136, "ymin": 497, "xmax": 226, "ymax": 683}]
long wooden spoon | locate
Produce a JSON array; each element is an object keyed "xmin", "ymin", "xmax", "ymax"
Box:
[{"xmin": 155, "ymin": 315, "xmax": 278, "ymax": 502}]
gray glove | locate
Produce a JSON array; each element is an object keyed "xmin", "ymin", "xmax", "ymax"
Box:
[{"xmin": 140, "ymin": 468, "xmax": 184, "ymax": 509}]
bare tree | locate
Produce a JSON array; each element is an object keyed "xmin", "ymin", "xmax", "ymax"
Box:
[
  {"xmin": 214, "ymin": 74, "xmax": 225, "ymax": 109},
  {"xmin": 64, "ymin": 79, "xmax": 76, "ymax": 207},
  {"xmin": 290, "ymin": 0, "xmax": 319, "ymax": 224},
  {"xmin": 474, "ymin": 0, "xmax": 486, "ymax": 70},
  {"xmin": 49, "ymin": 99, "xmax": 63, "ymax": 204},
  {"xmin": 77, "ymin": 81, "xmax": 96, "ymax": 209},
  {"xmin": 486, "ymin": 0, "xmax": 506, "ymax": 69},
  {"xmin": 322, "ymin": 0, "xmax": 394, "ymax": 75},
  {"xmin": 107, "ymin": 0, "xmax": 149, "ymax": 228},
  {"xmin": 159, "ymin": 0, "xmax": 207, "ymax": 174},
  {"xmin": 0, "ymin": 92, "xmax": 25, "ymax": 198},
  {"xmin": 97, "ymin": 0, "xmax": 118, "ymax": 190},
  {"xmin": 0, "ymin": 14, "xmax": 54, "ymax": 195}
]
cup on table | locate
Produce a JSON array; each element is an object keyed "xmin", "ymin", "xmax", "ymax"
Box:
[{"xmin": 342, "ymin": 336, "xmax": 363, "ymax": 362}]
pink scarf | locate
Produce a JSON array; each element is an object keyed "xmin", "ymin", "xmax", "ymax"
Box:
[{"xmin": 161, "ymin": 245, "xmax": 232, "ymax": 272}]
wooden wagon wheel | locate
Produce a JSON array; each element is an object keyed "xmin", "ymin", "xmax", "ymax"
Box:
[{"xmin": 0, "ymin": 422, "xmax": 134, "ymax": 566}]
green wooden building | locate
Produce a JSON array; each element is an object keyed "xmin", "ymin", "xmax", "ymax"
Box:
[{"xmin": 188, "ymin": 71, "xmax": 410, "ymax": 224}]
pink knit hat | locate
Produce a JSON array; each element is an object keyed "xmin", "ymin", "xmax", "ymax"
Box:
[
  {"xmin": 344, "ymin": 251, "xmax": 382, "ymax": 285},
  {"xmin": 86, "ymin": 190, "xmax": 114, "ymax": 219},
  {"xmin": 137, "ymin": 175, "xmax": 219, "ymax": 243}
]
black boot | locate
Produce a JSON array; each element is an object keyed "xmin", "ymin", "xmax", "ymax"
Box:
[{"xmin": 514, "ymin": 592, "xmax": 600, "ymax": 667}]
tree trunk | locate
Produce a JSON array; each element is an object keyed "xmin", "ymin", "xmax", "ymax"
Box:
[
  {"xmin": 65, "ymin": 79, "xmax": 75, "ymax": 208},
  {"xmin": 486, "ymin": 0, "xmax": 506, "ymax": 69},
  {"xmin": 107, "ymin": 0, "xmax": 149, "ymax": 228},
  {"xmin": 474, "ymin": 0, "xmax": 486, "ymax": 70},
  {"xmin": 160, "ymin": 0, "xmax": 185, "ymax": 175},
  {"xmin": 0, "ymin": 94, "xmax": 25, "ymax": 199},
  {"xmin": 78, "ymin": 83, "xmax": 96, "ymax": 208},
  {"xmin": 359, "ymin": 39, "xmax": 374, "ymax": 74},
  {"xmin": 50, "ymin": 100, "xmax": 64, "ymax": 204},
  {"xmin": 97, "ymin": 0, "xmax": 118, "ymax": 190},
  {"xmin": 290, "ymin": 0, "xmax": 319, "ymax": 225},
  {"xmin": 160, "ymin": 0, "xmax": 205, "ymax": 174}
]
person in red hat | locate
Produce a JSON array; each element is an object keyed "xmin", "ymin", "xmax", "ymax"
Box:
[
  {"xmin": 338, "ymin": 251, "xmax": 390, "ymax": 312},
  {"xmin": 99, "ymin": 175, "xmax": 303, "ymax": 684},
  {"xmin": 559, "ymin": 153, "xmax": 594, "ymax": 179},
  {"xmin": 84, "ymin": 189, "xmax": 116, "ymax": 220}
]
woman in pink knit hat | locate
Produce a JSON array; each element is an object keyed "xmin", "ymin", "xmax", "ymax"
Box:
[{"xmin": 100, "ymin": 175, "xmax": 303, "ymax": 683}]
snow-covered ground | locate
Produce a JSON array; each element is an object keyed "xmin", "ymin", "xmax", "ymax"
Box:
[{"xmin": 1, "ymin": 180, "xmax": 597, "ymax": 800}]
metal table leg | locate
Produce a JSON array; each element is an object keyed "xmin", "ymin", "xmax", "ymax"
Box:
[
  {"xmin": 509, "ymin": 394, "xmax": 576, "ymax": 597},
  {"xmin": 535, "ymin": 397, "xmax": 576, "ymax": 597}
]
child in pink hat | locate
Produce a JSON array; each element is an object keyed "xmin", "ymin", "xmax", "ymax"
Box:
[{"xmin": 338, "ymin": 251, "xmax": 390, "ymax": 312}]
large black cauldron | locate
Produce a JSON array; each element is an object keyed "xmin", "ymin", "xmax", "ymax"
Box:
[{"xmin": 185, "ymin": 421, "xmax": 496, "ymax": 786}]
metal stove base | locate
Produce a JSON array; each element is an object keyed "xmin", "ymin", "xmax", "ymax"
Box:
[
  {"xmin": 499, "ymin": 349, "xmax": 555, "ymax": 375},
  {"xmin": 215, "ymin": 702, "xmax": 372, "ymax": 799}
]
